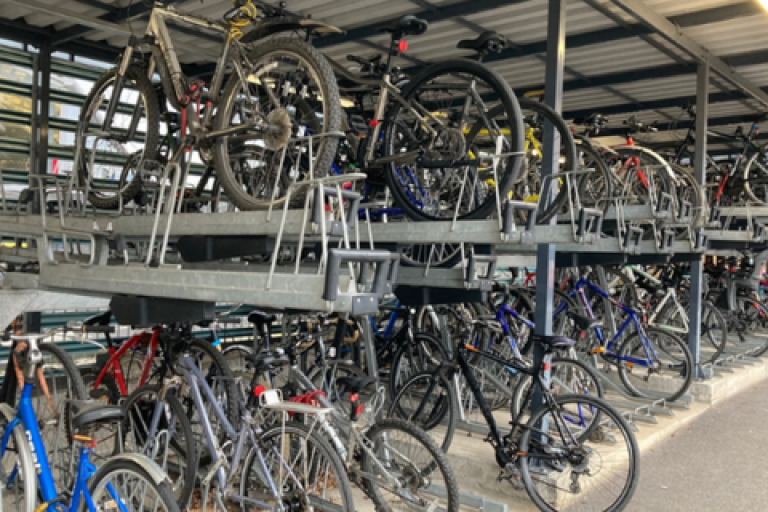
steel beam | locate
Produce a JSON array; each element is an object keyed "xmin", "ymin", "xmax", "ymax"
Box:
[
  {"xmin": 609, "ymin": 0, "xmax": 768, "ymax": 107},
  {"xmin": 688, "ymin": 62, "xmax": 709, "ymax": 378},
  {"xmin": 36, "ymin": 44, "xmax": 51, "ymax": 179}
]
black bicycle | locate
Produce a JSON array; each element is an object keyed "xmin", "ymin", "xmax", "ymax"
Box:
[{"xmin": 390, "ymin": 334, "xmax": 639, "ymax": 512}]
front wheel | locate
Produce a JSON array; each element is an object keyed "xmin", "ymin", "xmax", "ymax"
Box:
[
  {"xmin": 518, "ymin": 394, "xmax": 639, "ymax": 512},
  {"xmin": 85, "ymin": 458, "xmax": 181, "ymax": 512},
  {"xmin": 616, "ymin": 327, "xmax": 693, "ymax": 402},
  {"xmin": 362, "ymin": 417, "xmax": 460, "ymax": 512}
]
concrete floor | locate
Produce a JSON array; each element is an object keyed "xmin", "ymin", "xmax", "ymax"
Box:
[{"xmin": 628, "ymin": 376, "xmax": 768, "ymax": 512}]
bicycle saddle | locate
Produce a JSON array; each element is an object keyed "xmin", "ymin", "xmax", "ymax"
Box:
[
  {"xmin": 245, "ymin": 351, "xmax": 289, "ymax": 371},
  {"xmin": 457, "ymin": 31, "xmax": 507, "ymax": 54},
  {"xmin": 566, "ymin": 311, "xmax": 603, "ymax": 331},
  {"xmin": 378, "ymin": 15, "xmax": 428, "ymax": 37},
  {"xmin": 529, "ymin": 334, "xmax": 576, "ymax": 349},
  {"xmin": 71, "ymin": 401, "xmax": 125, "ymax": 431},
  {"xmin": 335, "ymin": 376, "xmax": 377, "ymax": 394},
  {"xmin": 248, "ymin": 310, "xmax": 277, "ymax": 327}
]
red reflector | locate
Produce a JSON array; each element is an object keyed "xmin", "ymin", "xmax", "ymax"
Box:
[
  {"xmin": 356, "ymin": 403, "xmax": 364, "ymax": 416},
  {"xmin": 253, "ymin": 385, "xmax": 266, "ymax": 397},
  {"xmin": 369, "ymin": 119, "xmax": 379, "ymax": 127},
  {"xmin": 543, "ymin": 363, "xmax": 551, "ymax": 371},
  {"xmin": 349, "ymin": 393, "xmax": 359, "ymax": 402},
  {"xmin": 399, "ymin": 40, "xmax": 408, "ymax": 52}
]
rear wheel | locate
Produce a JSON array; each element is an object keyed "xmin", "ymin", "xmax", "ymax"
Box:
[
  {"xmin": 388, "ymin": 332, "xmax": 450, "ymax": 399},
  {"xmin": 384, "ymin": 59, "xmax": 524, "ymax": 221},
  {"xmin": 80, "ymin": 367, "xmax": 121, "ymax": 461},
  {"xmin": 87, "ymin": 458, "xmax": 181, "ymax": 512}
]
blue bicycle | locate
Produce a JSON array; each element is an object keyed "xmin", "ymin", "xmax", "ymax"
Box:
[
  {"xmin": 554, "ymin": 273, "xmax": 694, "ymax": 402},
  {"xmin": 0, "ymin": 329, "xmax": 179, "ymax": 512}
]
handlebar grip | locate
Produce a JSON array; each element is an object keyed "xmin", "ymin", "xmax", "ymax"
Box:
[{"xmin": 82, "ymin": 325, "xmax": 116, "ymax": 334}]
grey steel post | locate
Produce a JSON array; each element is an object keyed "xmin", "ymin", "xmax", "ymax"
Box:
[
  {"xmin": 688, "ymin": 62, "xmax": 709, "ymax": 379},
  {"xmin": 36, "ymin": 44, "xmax": 52, "ymax": 178},
  {"xmin": 532, "ymin": 0, "xmax": 567, "ymax": 409}
]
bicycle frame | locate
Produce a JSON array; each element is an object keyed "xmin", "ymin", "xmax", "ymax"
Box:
[
  {"xmin": 557, "ymin": 277, "xmax": 658, "ymax": 367},
  {"xmin": 91, "ymin": 329, "xmax": 161, "ymax": 397}
]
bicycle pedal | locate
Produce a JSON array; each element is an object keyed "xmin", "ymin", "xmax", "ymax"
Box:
[{"xmin": 589, "ymin": 347, "xmax": 605, "ymax": 355}]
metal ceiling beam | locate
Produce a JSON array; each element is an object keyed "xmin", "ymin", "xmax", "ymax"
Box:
[
  {"xmin": 515, "ymin": 48, "xmax": 768, "ymax": 97},
  {"xmin": 609, "ymin": 0, "xmax": 768, "ymax": 107},
  {"xmin": 313, "ymin": 0, "xmax": 525, "ymax": 48},
  {"xmin": 564, "ymin": 89, "xmax": 753, "ymax": 120}
]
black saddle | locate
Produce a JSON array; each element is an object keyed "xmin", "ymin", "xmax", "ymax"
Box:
[
  {"xmin": 457, "ymin": 31, "xmax": 507, "ymax": 54},
  {"xmin": 71, "ymin": 401, "xmax": 125, "ymax": 431},
  {"xmin": 566, "ymin": 311, "xmax": 603, "ymax": 331},
  {"xmin": 245, "ymin": 351, "xmax": 289, "ymax": 372},
  {"xmin": 530, "ymin": 334, "xmax": 576, "ymax": 349},
  {"xmin": 335, "ymin": 376, "xmax": 377, "ymax": 394},
  {"xmin": 378, "ymin": 15, "xmax": 428, "ymax": 37},
  {"xmin": 248, "ymin": 310, "xmax": 277, "ymax": 327},
  {"xmin": 83, "ymin": 310, "xmax": 112, "ymax": 326}
]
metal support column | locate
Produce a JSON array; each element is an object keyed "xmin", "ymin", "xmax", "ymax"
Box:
[
  {"xmin": 688, "ymin": 62, "xmax": 709, "ymax": 379},
  {"xmin": 36, "ymin": 44, "xmax": 52, "ymax": 177},
  {"xmin": 532, "ymin": 0, "xmax": 567, "ymax": 407}
]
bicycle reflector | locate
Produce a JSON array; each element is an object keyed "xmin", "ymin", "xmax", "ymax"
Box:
[
  {"xmin": 253, "ymin": 385, "xmax": 266, "ymax": 397},
  {"xmin": 349, "ymin": 393, "xmax": 364, "ymax": 421},
  {"xmin": 399, "ymin": 40, "xmax": 408, "ymax": 52}
]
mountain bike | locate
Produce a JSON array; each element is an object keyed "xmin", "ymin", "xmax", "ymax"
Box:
[
  {"xmin": 0, "ymin": 331, "xmax": 180, "ymax": 512},
  {"xmin": 391, "ymin": 335, "xmax": 639, "ymax": 511},
  {"xmin": 76, "ymin": 0, "xmax": 342, "ymax": 211}
]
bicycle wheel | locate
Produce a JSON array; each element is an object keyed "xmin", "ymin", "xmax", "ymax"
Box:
[
  {"xmin": 658, "ymin": 300, "xmax": 728, "ymax": 363},
  {"xmin": 518, "ymin": 394, "xmax": 639, "ymax": 512},
  {"xmin": 613, "ymin": 147, "xmax": 676, "ymax": 208},
  {"xmin": 87, "ymin": 457, "xmax": 180, "ymax": 512},
  {"xmin": 306, "ymin": 360, "xmax": 367, "ymax": 415},
  {"xmin": 388, "ymin": 370, "xmax": 458, "ymax": 452},
  {"xmin": 0, "ymin": 407, "xmax": 36, "ymax": 512},
  {"xmin": 384, "ymin": 59, "xmax": 524, "ymax": 221},
  {"xmin": 27, "ymin": 343, "xmax": 88, "ymax": 456},
  {"xmin": 122, "ymin": 385, "xmax": 197, "ymax": 509},
  {"xmin": 242, "ymin": 420, "xmax": 354, "ymax": 511},
  {"xmin": 80, "ymin": 367, "xmax": 121, "ymax": 461},
  {"xmin": 735, "ymin": 297, "xmax": 768, "ymax": 357},
  {"xmin": 213, "ymin": 38, "xmax": 341, "ymax": 210},
  {"xmin": 175, "ymin": 338, "xmax": 239, "ymax": 455},
  {"xmin": 362, "ymin": 417, "xmax": 459, "ymax": 512},
  {"xmin": 511, "ymin": 357, "xmax": 603, "ymax": 422},
  {"xmin": 743, "ymin": 152, "xmax": 768, "ymax": 204},
  {"xmin": 616, "ymin": 327, "xmax": 693, "ymax": 402},
  {"xmin": 76, "ymin": 64, "xmax": 159, "ymax": 210},
  {"xmin": 576, "ymin": 142, "xmax": 614, "ymax": 217},
  {"xmin": 388, "ymin": 332, "xmax": 450, "ymax": 399},
  {"xmin": 516, "ymin": 98, "xmax": 579, "ymax": 224}
]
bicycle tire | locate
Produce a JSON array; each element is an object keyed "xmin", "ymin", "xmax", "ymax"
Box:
[
  {"xmin": 243, "ymin": 420, "xmax": 354, "ymax": 511},
  {"xmin": 85, "ymin": 457, "xmax": 181, "ymax": 512},
  {"xmin": 388, "ymin": 331, "xmax": 450, "ymax": 399},
  {"xmin": 617, "ymin": 327, "xmax": 693, "ymax": 402},
  {"xmin": 576, "ymin": 142, "xmax": 614, "ymax": 218},
  {"xmin": 736, "ymin": 298, "xmax": 768, "ymax": 357},
  {"xmin": 122, "ymin": 385, "xmax": 197, "ymax": 509},
  {"xmin": 518, "ymin": 394, "xmax": 639, "ymax": 512},
  {"xmin": 384, "ymin": 59, "xmax": 524, "ymax": 221},
  {"xmin": 213, "ymin": 38, "xmax": 341, "ymax": 210},
  {"xmin": 77, "ymin": 64, "xmax": 160, "ymax": 210},
  {"xmin": 388, "ymin": 370, "xmax": 458, "ymax": 453},
  {"xmin": 516, "ymin": 97, "xmax": 579, "ymax": 224},
  {"xmin": 80, "ymin": 367, "xmax": 122, "ymax": 459},
  {"xmin": 613, "ymin": 147, "xmax": 676, "ymax": 209},
  {"xmin": 306, "ymin": 360, "xmax": 367, "ymax": 415},
  {"xmin": 362, "ymin": 417, "xmax": 460, "ymax": 512},
  {"xmin": 658, "ymin": 299, "xmax": 728, "ymax": 363},
  {"xmin": 510, "ymin": 357, "xmax": 604, "ymax": 422},
  {"xmin": 743, "ymin": 152, "xmax": 768, "ymax": 204},
  {"xmin": 0, "ymin": 407, "xmax": 37, "ymax": 512},
  {"xmin": 176, "ymin": 338, "xmax": 240, "ymax": 450}
]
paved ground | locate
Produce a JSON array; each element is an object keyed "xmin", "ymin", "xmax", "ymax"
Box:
[{"xmin": 628, "ymin": 376, "xmax": 768, "ymax": 512}]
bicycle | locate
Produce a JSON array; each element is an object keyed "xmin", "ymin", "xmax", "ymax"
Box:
[
  {"xmin": 247, "ymin": 337, "xmax": 461, "ymax": 511},
  {"xmin": 132, "ymin": 323, "xmax": 355, "ymax": 511},
  {"xmin": 77, "ymin": 0, "xmax": 342, "ymax": 211},
  {"xmin": 390, "ymin": 334, "xmax": 638, "ymax": 511},
  {"xmin": 554, "ymin": 274, "xmax": 694, "ymax": 402},
  {"xmin": 0, "ymin": 330, "xmax": 180, "ymax": 512}
]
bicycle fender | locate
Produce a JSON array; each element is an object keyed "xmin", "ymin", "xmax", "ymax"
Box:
[
  {"xmin": 107, "ymin": 453, "xmax": 170, "ymax": 485},
  {"xmin": 240, "ymin": 18, "xmax": 342, "ymax": 44}
]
